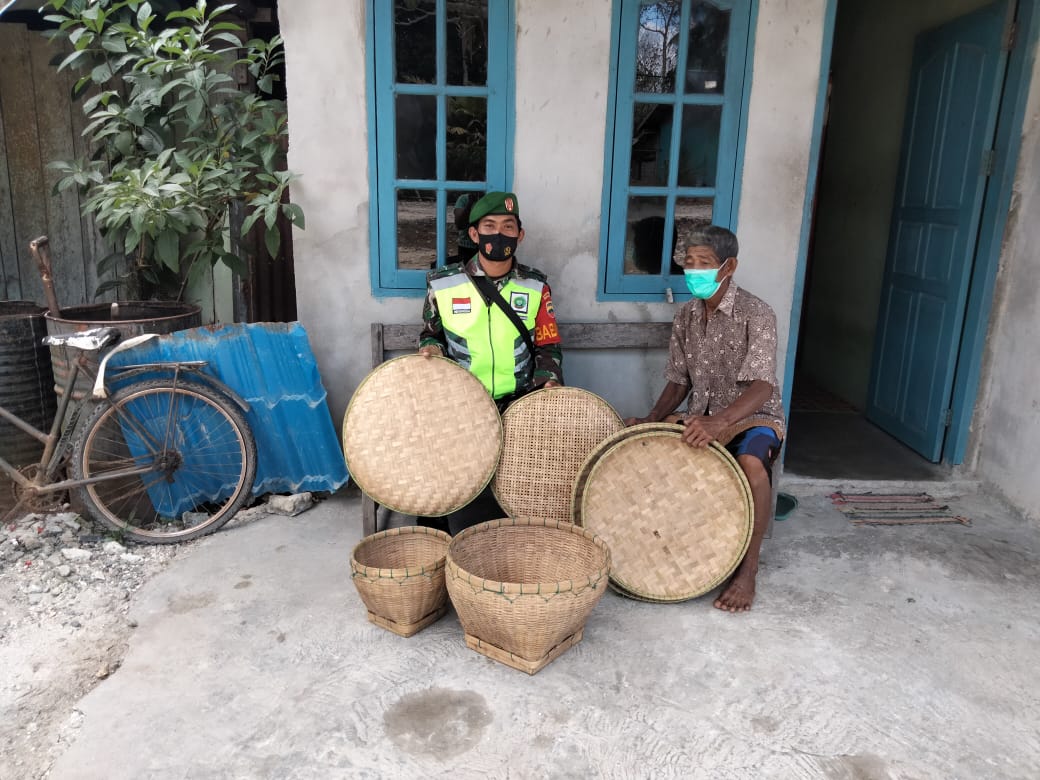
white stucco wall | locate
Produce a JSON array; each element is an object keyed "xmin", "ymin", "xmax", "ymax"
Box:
[
  {"xmin": 970, "ymin": 49, "xmax": 1040, "ymax": 522},
  {"xmin": 282, "ymin": 0, "xmax": 826, "ymax": 426}
]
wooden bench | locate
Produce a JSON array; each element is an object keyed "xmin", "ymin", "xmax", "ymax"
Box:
[{"xmin": 362, "ymin": 321, "xmax": 673, "ymax": 535}]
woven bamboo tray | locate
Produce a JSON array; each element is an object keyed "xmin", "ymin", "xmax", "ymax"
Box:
[
  {"xmin": 342, "ymin": 355, "xmax": 502, "ymax": 516},
  {"xmin": 571, "ymin": 423, "xmax": 684, "ymax": 526},
  {"xmin": 580, "ymin": 430, "xmax": 753, "ymax": 602},
  {"xmin": 492, "ymin": 387, "xmax": 623, "ymax": 522},
  {"xmin": 446, "ymin": 518, "xmax": 611, "ymax": 674},
  {"xmin": 350, "ymin": 526, "xmax": 452, "ymax": 637}
]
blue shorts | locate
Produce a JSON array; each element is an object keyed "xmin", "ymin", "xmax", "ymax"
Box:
[{"xmin": 725, "ymin": 426, "xmax": 781, "ymax": 483}]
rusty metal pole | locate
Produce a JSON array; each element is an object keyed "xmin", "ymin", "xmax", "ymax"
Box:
[{"xmin": 29, "ymin": 236, "xmax": 63, "ymax": 316}]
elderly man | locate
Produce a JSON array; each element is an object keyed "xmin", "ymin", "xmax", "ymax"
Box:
[{"xmin": 626, "ymin": 224, "xmax": 785, "ymax": 612}]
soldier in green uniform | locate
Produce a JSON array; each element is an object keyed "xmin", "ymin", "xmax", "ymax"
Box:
[{"xmin": 418, "ymin": 191, "xmax": 564, "ymax": 533}]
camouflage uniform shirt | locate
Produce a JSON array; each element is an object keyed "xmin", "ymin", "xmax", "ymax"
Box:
[{"xmin": 420, "ymin": 257, "xmax": 564, "ymax": 393}]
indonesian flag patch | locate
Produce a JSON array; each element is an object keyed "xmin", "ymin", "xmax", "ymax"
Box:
[{"xmin": 452, "ymin": 297, "xmax": 471, "ymax": 315}]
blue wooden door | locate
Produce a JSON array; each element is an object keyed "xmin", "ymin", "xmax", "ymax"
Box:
[{"xmin": 866, "ymin": 1, "xmax": 1010, "ymax": 461}]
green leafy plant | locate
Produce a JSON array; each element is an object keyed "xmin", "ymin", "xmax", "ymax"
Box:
[{"xmin": 45, "ymin": 0, "xmax": 304, "ymax": 301}]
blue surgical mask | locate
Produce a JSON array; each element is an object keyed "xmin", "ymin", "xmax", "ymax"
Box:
[{"xmin": 684, "ymin": 267, "xmax": 723, "ymax": 299}]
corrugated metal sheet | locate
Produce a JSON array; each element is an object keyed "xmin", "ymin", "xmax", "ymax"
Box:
[{"xmin": 108, "ymin": 322, "xmax": 348, "ymax": 497}]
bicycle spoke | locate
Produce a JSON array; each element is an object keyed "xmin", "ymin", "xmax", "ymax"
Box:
[{"xmin": 73, "ymin": 380, "xmax": 256, "ymax": 543}]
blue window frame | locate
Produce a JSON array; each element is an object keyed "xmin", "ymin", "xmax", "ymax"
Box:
[
  {"xmin": 366, "ymin": 0, "xmax": 515, "ymax": 296},
  {"xmin": 599, "ymin": 0, "xmax": 756, "ymax": 300}
]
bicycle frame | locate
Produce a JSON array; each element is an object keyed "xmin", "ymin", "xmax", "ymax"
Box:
[{"xmin": 0, "ymin": 351, "xmax": 246, "ymax": 499}]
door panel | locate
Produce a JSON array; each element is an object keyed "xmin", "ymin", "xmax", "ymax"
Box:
[{"xmin": 866, "ymin": 1, "xmax": 1009, "ymax": 461}]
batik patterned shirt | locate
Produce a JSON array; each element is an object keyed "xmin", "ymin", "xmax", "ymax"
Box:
[{"xmin": 664, "ymin": 282, "xmax": 786, "ymax": 438}]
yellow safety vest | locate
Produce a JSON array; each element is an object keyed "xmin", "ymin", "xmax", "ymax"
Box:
[{"xmin": 431, "ymin": 270, "xmax": 544, "ymax": 399}]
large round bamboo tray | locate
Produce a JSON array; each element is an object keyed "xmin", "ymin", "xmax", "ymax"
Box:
[
  {"xmin": 446, "ymin": 518, "xmax": 611, "ymax": 674},
  {"xmin": 580, "ymin": 430, "xmax": 753, "ymax": 602},
  {"xmin": 571, "ymin": 422, "xmax": 684, "ymax": 526},
  {"xmin": 342, "ymin": 355, "xmax": 502, "ymax": 516},
  {"xmin": 350, "ymin": 526, "xmax": 452, "ymax": 637},
  {"xmin": 493, "ymin": 387, "xmax": 624, "ymax": 522}
]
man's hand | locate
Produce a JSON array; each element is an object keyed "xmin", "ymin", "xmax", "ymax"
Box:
[
  {"xmin": 681, "ymin": 415, "xmax": 728, "ymax": 448},
  {"xmin": 418, "ymin": 345, "xmax": 443, "ymax": 358},
  {"xmin": 624, "ymin": 416, "xmax": 650, "ymax": 426},
  {"xmin": 542, "ymin": 380, "xmax": 560, "ymax": 389}
]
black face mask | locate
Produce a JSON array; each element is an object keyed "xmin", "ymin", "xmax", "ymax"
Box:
[{"xmin": 477, "ymin": 232, "xmax": 518, "ymax": 262}]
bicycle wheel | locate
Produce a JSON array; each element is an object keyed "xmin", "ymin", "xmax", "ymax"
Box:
[{"xmin": 72, "ymin": 378, "xmax": 257, "ymax": 543}]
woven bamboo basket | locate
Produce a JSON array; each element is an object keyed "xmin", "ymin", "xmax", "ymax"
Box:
[
  {"xmin": 350, "ymin": 526, "xmax": 452, "ymax": 637},
  {"xmin": 446, "ymin": 518, "xmax": 611, "ymax": 674}
]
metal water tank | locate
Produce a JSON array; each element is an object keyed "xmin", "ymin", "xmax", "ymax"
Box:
[{"xmin": 0, "ymin": 301, "xmax": 57, "ymax": 470}]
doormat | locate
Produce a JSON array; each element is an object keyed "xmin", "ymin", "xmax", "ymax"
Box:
[{"xmin": 830, "ymin": 492, "xmax": 971, "ymax": 526}]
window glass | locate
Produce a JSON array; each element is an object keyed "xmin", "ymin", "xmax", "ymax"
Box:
[
  {"xmin": 370, "ymin": 0, "xmax": 513, "ymax": 294},
  {"xmin": 396, "ymin": 192, "xmax": 438, "ymax": 271},
  {"xmin": 676, "ymin": 104, "xmax": 722, "ymax": 187},
  {"xmin": 623, "ymin": 196, "xmax": 668, "ymax": 275},
  {"xmin": 447, "ymin": 0, "xmax": 488, "ymax": 85},
  {"xmin": 601, "ymin": 0, "xmax": 753, "ymax": 298},
  {"xmin": 446, "ymin": 96, "xmax": 487, "ymax": 182},
  {"xmin": 635, "ymin": 1, "xmax": 682, "ymax": 94},
  {"xmin": 630, "ymin": 102, "xmax": 675, "ymax": 187},
  {"xmin": 685, "ymin": 2, "xmax": 730, "ymax": 94},
  {"xmin": 395, "ymin": 0, "xmax": 436, "ymax": 83},
  {"xmin": 396, "ymin": 95, "xmax": 436, "ymax": 180}
]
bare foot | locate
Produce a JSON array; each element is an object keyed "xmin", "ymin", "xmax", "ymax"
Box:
[{"xmin": 713, "ymin": 563, "xmax": 757, "ymax": 612}]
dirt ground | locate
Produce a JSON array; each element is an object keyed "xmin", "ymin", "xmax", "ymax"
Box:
[
  {"xmin": 0, "ymin": 501, "xmax": 275, "ymax": 779},
  {"xmin": 0, "ymin": 508, "xmax": 179, "ymax": 779}
]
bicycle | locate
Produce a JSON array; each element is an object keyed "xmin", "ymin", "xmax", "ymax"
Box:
[{"xmin": 0, "ymin": 326, "xmax": 258, "ymax": 544}]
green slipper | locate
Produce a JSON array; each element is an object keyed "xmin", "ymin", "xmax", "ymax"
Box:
[{"xmin": 775, "ymin": 492, "xmax": 798, "ymax": 521}]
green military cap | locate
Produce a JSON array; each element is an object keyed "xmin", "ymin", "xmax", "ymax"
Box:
[{"xmin": 468, "ymin": 191, "xmax": 520, "ymax": 224}]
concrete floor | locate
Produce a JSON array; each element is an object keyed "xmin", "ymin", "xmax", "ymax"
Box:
[
  {"xmin": 49, "ymin": 490, "xmax": 1040, "ymax": 779},
  {"xmin": 784, "ymin": 410, "xmax": 947, "ymax": 481}
]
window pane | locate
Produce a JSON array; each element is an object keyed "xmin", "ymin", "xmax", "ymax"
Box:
[
  {"xmin": 447, "ymin": 96, "xmax": 487, "ymax": 181},
  {"xmin": 670, "ymin": 196, "xmax": 715, "ymax": 271},
  {"xmin": 395, "ymin": 0, "xmax": 436, "ymax": 84},
  {"xmin": 635, "ymin": 1, "xmax": 681, "ymax": 94},
  {"xmin": 448, "ymin": 188, "xmax": 485, "ymax": 262},
  {"xmin": 623, "ymin": 197, "xmax": 670, "ymax": 275},
  {"xmin": 396, "ymin": 95, "xmax": 437, "ymax": 180},
  {"xmin": 397, "ymin": 192, "xmax": 438, "ymax": 270},
  {"xmin": 447, "ymin": 0, "xmax": 488, "ymax": 86},
  {"xmin": 685, "ymin": 2, "xmax": 730, "ymax": 94},
  {"xmin": 630, "ymin": 102, "xmax": 675, "ymax": 186},
  {"xmin": 676, "ymin": 104, "xmax": 721, "ymax": 187}
]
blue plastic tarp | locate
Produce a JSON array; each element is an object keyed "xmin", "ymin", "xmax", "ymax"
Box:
[{"xmin": 108, "ymin": 322, "xmax": 349, "ymax": 499}]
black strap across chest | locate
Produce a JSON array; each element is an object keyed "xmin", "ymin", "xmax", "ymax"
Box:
[{"xmin": 468, "ymin": 272, "xmax": 537, "ymax": 359}]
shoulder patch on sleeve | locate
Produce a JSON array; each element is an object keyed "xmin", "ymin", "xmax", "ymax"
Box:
[{"xmin": 515, "ymin": 263, "xmax": 548, "ymax": 283}]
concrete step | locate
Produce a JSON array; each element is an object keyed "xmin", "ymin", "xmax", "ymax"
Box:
[{"xmin": 780, "ymin": 473, "xmax": 983, "ymax": 498}]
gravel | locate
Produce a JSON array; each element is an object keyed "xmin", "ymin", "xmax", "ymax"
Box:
[
  {"xmin": 0, "ymin": 509, "xmax": 181, "ymax": 779},
  {"xmin": 0, "ymin": 492, "xmax": 314, "ymax": 778}
]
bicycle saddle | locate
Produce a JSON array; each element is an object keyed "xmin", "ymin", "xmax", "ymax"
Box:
[{"xmin": 43, "ymin": 326, "xmax": 122, "ymax": 351}]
